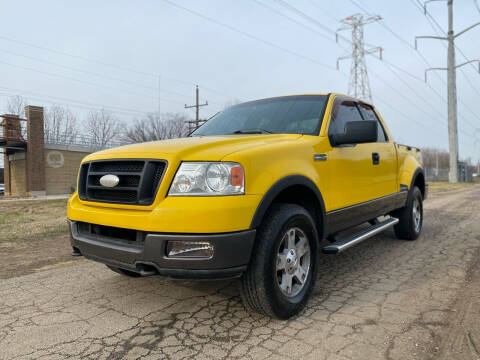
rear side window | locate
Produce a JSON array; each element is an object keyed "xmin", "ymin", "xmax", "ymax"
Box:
[
  {"xmin": 328, "ymin": 99, "xmax": 363, "ymax": 136},
  {"xmin": 358, "ymin": 104, "xmax": 388, "ymax": 142}
]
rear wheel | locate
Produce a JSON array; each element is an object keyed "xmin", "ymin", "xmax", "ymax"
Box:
[
  {"xmin": 392, "ymin": 186, "xmax": 423, "ymax": 240},
  {"xmin": 239, "ymin": 203, "xmax": 318, "ymax": 319},
  {"xmin": 106, "ymin": 265, "xmax": 142, "ymax": 277}
]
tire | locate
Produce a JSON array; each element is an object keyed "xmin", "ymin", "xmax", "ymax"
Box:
[
  {"xmin": 239, "ymin": 203, "xmax": 319, "ymax": 319},
  {"xmin": 392, "ymin": 186, "xmax": 423, "ymax": 240},
  {"xmin": 106, "ymin": 265, "xmax": 142, "ymax": 277}
]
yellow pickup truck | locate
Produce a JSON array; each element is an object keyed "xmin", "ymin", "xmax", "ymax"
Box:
[{"xmin": 67, "ymin": 93, "xmax": 426, "ymax": 319}]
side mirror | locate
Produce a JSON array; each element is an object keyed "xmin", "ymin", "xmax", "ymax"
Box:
[{"xmin": 332, "ymin": 120, "xmax": 377, "ymax": 146}]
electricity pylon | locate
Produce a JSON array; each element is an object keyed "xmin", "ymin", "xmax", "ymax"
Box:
[{"xmin": 336, "ymin": 14, "xmax": 382, "ymax": 103}]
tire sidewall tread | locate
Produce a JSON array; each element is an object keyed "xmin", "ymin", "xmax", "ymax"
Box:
[
  {"xmin": 393, "ymin": 186, "xmax": 423, "ymax": 241},
  {"xmin": 240, "ymin": 203, "xmax": 319, "ymax": 319}
]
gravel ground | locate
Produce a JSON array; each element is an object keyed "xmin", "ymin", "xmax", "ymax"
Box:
[{"xmin": 0, "ymin": 185, "xmax": 479, "ymax": 360}]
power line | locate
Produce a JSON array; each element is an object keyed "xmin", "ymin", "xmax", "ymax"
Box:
[
  {"xmin": 252, "ymin": 0, "xmax": 340, "ymax": 45},
  {"xmin": 252, "ymin": 0, "xmax": 452, "ymax": 139},
  {"xmin": 373, "ymin": 97, "xmax": 445, "ymax": 138},
  {"xmin": 159, "ymin": 0, "xmax": 457, "ymax": 144},
  {"xmin": 0, "ymin": 59, "xmax": 186, "ymax": 105},
  {"xmin": 410, "ymin": 0, "xmax": 480, "ymax": 130},
  {"xmin": 349, "ymin": 0, "xmax": 480, "ymax": 131},
  {"xmin": 161, "ymin": 0, "xmax": 337, "ymax": 71},
  {"xmin": 374, "ymin": 59, "xmax": 477, "ymax": 140},
  {"xmin": 411, "ymin": 0, "xmax": 480, "ymax": 96},
  {"xmin": 0, "ymin": 34, "xmax": 233, "ymax": 100},
  {"xmin": 273, "ymin": 0, "xmax": 349, "ymax": 42},
  {"xmin": 378, "ymin": 60, "xmax": 445, "ymax": 119},
  {"xmin": 273, "ymin": 0, "xmax": 376, "ymax": 48},
  {"xmin": 414, "ymin": 0, "xmax": 480, "ymax": 182},
  {"xmin": 257, "ymin": 0, "xmax": 472, "ymax": 142},
  {"xmin": 275, "ymin": 0, "xmax": 477, "ymax": 144},
  {"xmin": 0, "ymin": 48, "xmax": 191, "ymax": 99},
  {"xmin": 0, "ymin": 87, "xmax": 149, "ymax": 116}
]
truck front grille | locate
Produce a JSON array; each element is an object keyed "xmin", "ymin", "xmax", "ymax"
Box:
[{"xmin": 78, "ymin": 159, "xmax": 167, "ymax": 205}]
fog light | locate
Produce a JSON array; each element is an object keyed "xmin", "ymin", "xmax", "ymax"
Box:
[{"xmin": 166, "ymin": 241, "xmax": 214, "ymax": 258}]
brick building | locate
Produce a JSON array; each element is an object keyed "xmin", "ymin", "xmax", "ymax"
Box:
[{"xmin": 1, "ymin": 106, "xmax": 110, "ymax": 196}]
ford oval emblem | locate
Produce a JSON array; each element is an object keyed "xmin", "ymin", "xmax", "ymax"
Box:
[{"xmin": 99, "ymin": 174, "xmax": 120, "ymax": 188}]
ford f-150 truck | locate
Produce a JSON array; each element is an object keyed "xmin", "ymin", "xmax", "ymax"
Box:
[{"xmin": 67, "ymin": 93, "xmax": 427, "ymax": 319}]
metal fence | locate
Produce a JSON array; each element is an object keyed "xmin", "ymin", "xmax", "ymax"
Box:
[
  {"xmin": 425, "ymin": 167, "xmax": 449, "ymax": 182},
  {"xmin": 425, "ymin": 163, "xmax": 474, "ymax": 182}
]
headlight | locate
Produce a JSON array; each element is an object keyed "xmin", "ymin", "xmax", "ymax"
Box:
[{"xmin": 169, "ymin": 162, "xmax": 245, "ymax": 196}]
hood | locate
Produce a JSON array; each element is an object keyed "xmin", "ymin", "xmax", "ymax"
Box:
[{"xmin": 83, "ymin": 134, "xmax": 303, "ymax": 162}]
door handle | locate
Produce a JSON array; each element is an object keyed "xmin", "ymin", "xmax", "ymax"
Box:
[{"xmin": 372, "ymin": 152, "xmax": 380, "ymax": 165}]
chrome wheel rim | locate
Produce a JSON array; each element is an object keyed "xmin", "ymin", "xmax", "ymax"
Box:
[
  {"xmin": 412, "ymin": 197, "xmax": 422, "ymax": 232},
  {"xmin": 276, "ymin": 227, "xmax": 311, "ymax": 298}
]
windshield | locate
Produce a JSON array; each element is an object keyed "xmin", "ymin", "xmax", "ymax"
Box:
[{"xmin": 192, "ymin": 95, "xmax": 328, "ymax": 136}]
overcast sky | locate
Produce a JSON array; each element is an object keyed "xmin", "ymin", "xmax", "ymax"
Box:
[{"xmin": 1, "ymin": 0, "xmax": 479, "ymax": 162}]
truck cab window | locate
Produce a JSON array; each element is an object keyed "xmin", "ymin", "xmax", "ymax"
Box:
[
  {"xmin": 358, "ymin": 103, "xmax": 388, "ymax": 142},
  {"xmin": 329, "ymin": 99, "xmax": 364, "ymax": 137}
]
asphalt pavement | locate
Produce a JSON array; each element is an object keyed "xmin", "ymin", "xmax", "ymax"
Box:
[{"xmin": 1, "ymin": 186, "xmax": 479, "ymax": 360}]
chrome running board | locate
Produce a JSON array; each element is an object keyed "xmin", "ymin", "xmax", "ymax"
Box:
[{"xmin": 322, "ymin": 217, "xmax": 399, "ymax": 254}]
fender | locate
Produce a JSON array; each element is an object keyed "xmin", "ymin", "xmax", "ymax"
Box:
[
  {"xmin": 249, "ymin": 175, "xmax": 327, "ymax": 238},
  {"xmin": 409, "ymin": 167, "xmax": 426, "ymax": 199}
]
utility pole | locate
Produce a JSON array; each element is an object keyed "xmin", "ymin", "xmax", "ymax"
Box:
[
  {"xmin": 415, "ymin": 0, "xmax": 480, "ymax": 183},
  {"xmin": 336, "ymin": 14, "xmax": 383, "ymax": 103},
  {"xmin": 475, "ymin": 129, "xmax": 480, "ymax": 173},
  {"xmin": 184, "ymin": 85, "xmax": 208, "ymax": 133},
  {"xmin": 158, "ymin": 74, "xmax": 161, "ymax": 118}
]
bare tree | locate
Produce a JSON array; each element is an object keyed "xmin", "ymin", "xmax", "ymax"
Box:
[
  {"xmin": 44, "ymin": 105, "xmax": 79, "ymax": 144},
  {"xmin": 421, "ymin": 147, "xmax": 450, "ymax": 169},
  {"xmin": 123, "ymin": 112, "xmax": 189, "ymax": 143},
  {"xmin": 164, "ymin": 113, "xmax": 190, "ymax": 139},
  {"xmin": 85, "ymin": 109, "xmax": 124, "ymax": 147},
  {"xmin": 6, "ymin": 95, "xmax": 27, "ymax": 117},
  {"xmin": 5, "ymin": 95, "xmax": 28, "ymax": 138}
]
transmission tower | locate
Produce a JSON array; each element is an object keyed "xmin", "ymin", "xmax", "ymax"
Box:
[{"xmin": 336, "ymin": 14, "xmax": 382, "ymax": 103}]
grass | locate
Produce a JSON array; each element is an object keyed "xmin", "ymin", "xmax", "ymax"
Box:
[
  {"xmin": 0, "ymin": 198, "xmax": 79, "ymax": 279},
  {"xmin": 428, "ymin": 181, "xmax": 476, "ymax": 194},
  {"xmin": 0, "ymin": 199, "xmax": 68, "ymax": 244}
]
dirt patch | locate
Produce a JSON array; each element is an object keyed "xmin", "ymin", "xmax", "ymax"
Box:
[
  {"xmin": 434, "ymin": 246, "xmax": 480, "ymax": 360},
  {"xmin": 0, "ymin": 199, "xmax": 80, "ymax": 278},
  {"xmin": 428, "ymin": 181, "xmax": 475, "ymax": 194}
]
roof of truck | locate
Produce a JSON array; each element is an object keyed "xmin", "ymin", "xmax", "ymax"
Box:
[{"xmin": 237, "ymin": 93, "xmax": 373, "ymax": 107}]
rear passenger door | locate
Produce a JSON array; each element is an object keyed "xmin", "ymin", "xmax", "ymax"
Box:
[{"xmin": 324, "ymin": 98, "xmax": 396, "ymax": 210}]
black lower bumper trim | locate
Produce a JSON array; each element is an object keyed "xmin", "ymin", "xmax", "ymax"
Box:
[{"xmin": 69, "ymin": 220, "xmax": 255, "ymax": 280}]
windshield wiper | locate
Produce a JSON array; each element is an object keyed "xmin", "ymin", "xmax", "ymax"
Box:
[{"xmin": 232, "ymin": 129, "xmax": 274, "ymax": 134}]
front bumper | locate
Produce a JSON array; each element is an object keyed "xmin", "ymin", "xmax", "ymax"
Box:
[
  {"xmin": 69, "ymin": 220, "xmax": 256, "ymax": 280},
  {"xmin": 68, "ymin": 192, "xmax": 262, "ymax": 233}
]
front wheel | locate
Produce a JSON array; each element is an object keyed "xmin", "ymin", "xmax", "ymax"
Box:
[
  {"xmin": 239, "ymin": 203, "xmax": 318, "ymax": 319},
  {"xmin": 392, "ymin": 186, "xmax": 423, "ymax": 240}
]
